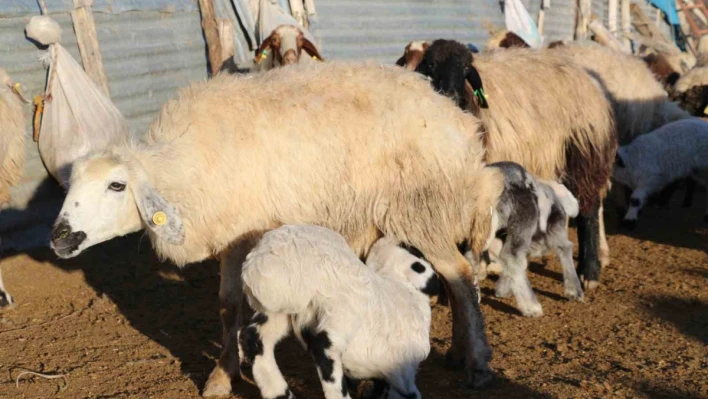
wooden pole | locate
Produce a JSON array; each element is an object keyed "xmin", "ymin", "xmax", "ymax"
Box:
[
  {"xmin": 630, "ymin": 3, "xmax": 671, "ymax": 43},
  {"xmin": 218, "ymin": 19, "xmax": 235, "ymax": 63},
  {"xmin": 198, "ymin": 0, "xmax": 223, "ymax": 75},
  {"xmin": 589, "ymin": 17, "xmax": 627, "ymax": 52},
  {"xmin": 71, "ymin": 0, "xmax": 110, "ymax": 96},
  {"xmin": 538, "ymin": 10, "xmax": 546, "ymax": 35},
  {"xmin": 620, "ymin": 0, "xmax": 631, "ymax": 51},
  {"xmin": 608, "ymin": 0, "xmax": 618, "ymax": 37},
  {"xmin": 575, "ymin": 0, "xmax": 592, "ymax": 40}
]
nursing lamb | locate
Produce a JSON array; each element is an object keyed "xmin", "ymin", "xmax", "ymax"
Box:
[{"xmin": 238, "ymin": 226, "xmax": 438, "ymax": 399}]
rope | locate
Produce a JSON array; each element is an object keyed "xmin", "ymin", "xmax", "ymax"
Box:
[
  {"xmin": 45, "ymin": 45, "xmax": 58, "ymax": 102},
  {"xmin": 38, "ymin": 0, "xmax": 48, "ymax": 15}
]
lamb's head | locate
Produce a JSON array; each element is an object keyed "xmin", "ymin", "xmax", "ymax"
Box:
[
  {"xmin": 254, "ymin": 25, "xmax": 324, "ymax": 66},
  {"xmin": 51, "ymin": 151, "xmax": 184, "ymax": 258},
  {"xmin": 414, "ymin": 39, "xmax": 488, "ymax": 110},
  {"xmin": 366, "ymin": 237, "xmax": 440, "ymax": 296},
  {"xmin": 395, "ymin": 40, "xmax": 430, "ymax": 71}
]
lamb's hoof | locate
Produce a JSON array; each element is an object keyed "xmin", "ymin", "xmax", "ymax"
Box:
[
  {"xmin": 620, "ymin": 219, "xmax": 637, "ymax": 231},
  {"xmin": 445, "ymin": 350, "xmax": 465, "ymax": 369},
  {"xmin": 565, "ymin": 289, "xmax": 584, "ymax": 302},
  {"xmin": 466, "ymin": 368, "xmax": 494, "ymax": 389},
  {"xmin": 0, "ymin": 291, "xmax": 14, "ymax": 308},
  {"xmin": 519, "ymin": 304, "xmax": 544, "ymax": 318},
  {"xmin": 202, "ymin": 368, "xmax": 233, "ymax": 398},
  {"xmin": 494, "ymin": 287, "xmax": 512, "ymax": 299},
  {"xmin": 599, "ymin": 254, "xmax": 611, "ymax": 269}
]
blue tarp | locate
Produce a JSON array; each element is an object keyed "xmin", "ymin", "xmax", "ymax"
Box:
[{"xmin": 647, "ymin": 0, "xmax": 679, "ymax": 26}]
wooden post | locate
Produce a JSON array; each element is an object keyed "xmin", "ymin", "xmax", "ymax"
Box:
[
  {"xmin": 589, "ymin": 17, "xmax": 627, "ymax": 52},
  {"xmin": 538, "ymin": 10, "xmax": 546, "ymax": 35},
  {"xmin": 620, "ymin": 0, "xmax": 631, "ymax": 51},
  {"xmin": 575, "ymin": 0, "xmax": 592, "ymax": 40},
  {"xmin": 630, "ymin": 3, "xmax": 671, "ymax": 43},
  {"xmin": 218, "ymin": 19, "xmax": 235, "ymax": 63},
  {"xmin": 71, "ymin": 0, "xmax": 110, "ymax": 96},
  {"xmin": 198, "ymin": 0, "xmax": 223, "ymax": 75},
  {"xmin": 608, "ymin": 0, "xmax": 618, "ymax": 36}
]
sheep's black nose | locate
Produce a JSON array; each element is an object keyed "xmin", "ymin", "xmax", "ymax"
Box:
[{"xmin": 52, "ymin": 221, "xmax": 72, "ymax": 242}]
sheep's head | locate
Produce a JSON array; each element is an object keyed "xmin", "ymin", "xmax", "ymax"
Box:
[
  {"xmin": 254, "ymin": 25, "xmax": 324, "ymax": 66},
  {"xmin": 414, "ymin": 39, "xmax": 488, "ymax": 110},
  {"xmin": 395, "ymin": 41, "xmax": 430, "ymax": 71},
  {"xmin": 51, "ymin": 151, "xmax": 184, "ymax": 258},
  {"xmin": 366, "ymin": 237, "xmax": 440, "ymax": 297},
  {"xmin": 486, "ymin": 29, "xmax": 530, "ymax": 51}
]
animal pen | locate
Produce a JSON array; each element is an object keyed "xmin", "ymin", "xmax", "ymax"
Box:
[{"xmin": 0, "ymin": 0, "xmax": 707, "ymax": 399}]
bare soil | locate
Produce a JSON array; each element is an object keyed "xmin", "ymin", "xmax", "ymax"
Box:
[{"xmin": 1, "ymin": 192, "xmax": 706, "ymax": 399}]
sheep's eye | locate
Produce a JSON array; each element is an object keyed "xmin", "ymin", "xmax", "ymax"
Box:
[
  {"xmin": 411, "ymin": 262, "xmax": 426, "ymax": 274},
  {"xmin": 108, "ymin": 182, "xmax": 126, "ymax": 192}
]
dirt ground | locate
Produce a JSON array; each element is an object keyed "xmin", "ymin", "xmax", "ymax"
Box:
[{"xmin": 1, "ymin": 192, "xmax": 706, "ymax": 399}]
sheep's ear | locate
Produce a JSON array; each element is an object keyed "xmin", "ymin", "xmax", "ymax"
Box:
[
  {"xmin": 132, "ymin": 181, "xmax": 185, "ymax": 245},
  {"xmin": 301, "ymin": 37, "xmax": 324, "ymax": 61},
  {"xmin": 465, "ymin": 67, "xmax": 489, "ymax": 108},
  {"xmin": 615, "ymin": 151, "xmax": 625, "ymax": 168},
  {"xmin": 395, "ymin": 55, "xmax": 406, "ymax": 67},
  {"xmin": 254, "ymin": 35, "xmax": 274, "ymax": 63}
]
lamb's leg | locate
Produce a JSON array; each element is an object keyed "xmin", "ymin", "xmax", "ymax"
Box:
[
  {"xmin": 361, "ymin": 379, "xmax": 389, "ymax": 399},
  {"xmin": 238, "ymin": 312, "xmax": 294, "ymax": 399},
  {"xmin": 302, "ymin": 328, "xmax": 351, "ymax": 399},
  {"xmin": 553, "ymin": 236, "xmax": 584, "ymax": 301},
  {"xmin": 204, "ymin": 233, "xmax": 264, "ymax": 397},
  {"xmin": 598, "ymin": 204, "xmax": 610, "ymax": 268},
  {"xmin": 0, "ymin": 268, "xmax": 14, "ymax": 308},
  {"xmin": 576, "ymin": 201, "xmax": 601, "ymax": 290},
  {"xmin": 485, "ymin": 237, "xmax": 504, "ymax": 276},
  {"xmin": 426, "ymin": 252, "xmax": 492, "ymax": 389},
  {"xmin": 385, "ymin": 364, "xmax": 421, "ymax": 399},
  {"xmin": 496, "ymin": 237, "xmax": 542, "ymax": 318}
]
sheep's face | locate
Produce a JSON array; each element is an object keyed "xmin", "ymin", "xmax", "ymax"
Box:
[
  {"xmin": 254, "ymin": 25, "xmax": 324, "ymax": 67},
  {"xmin": 51, "ymin": 156, "xmax": 142, "ymax": 258},
  {"xmin": 415, "ymin": 41, "xmax": 476, "ymax": 110},
  {"xmin": 395, "ymin": 41, "xmax": 429, "ymax": 71}
]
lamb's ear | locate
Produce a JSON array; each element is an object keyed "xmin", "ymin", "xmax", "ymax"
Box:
[
  {"xmin": 132, "ymin": 180, "xmax": 185, "ymax": 245},
  {"xmin": 395, "ymin": 55, "xmax": 406, "ymax": 67},
  {"xmin": 465, "ymin": 67, "xmax": 489, "ymax": 108},
  {"xmin": 254, "ymin": 35, "xmax": 275, "ymax": 63},
  {"xmin": 300, "ymin": 37, "xmax": 324, "ymax": 61}
]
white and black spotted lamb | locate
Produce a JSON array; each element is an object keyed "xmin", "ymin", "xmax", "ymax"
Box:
[
  {"xmin": 461, "ymin": 162, "xmax": 584, "ymax": 317},
  {"xmin": 237, "ymin": 225, "xmax": 439, "ymax": 399}
]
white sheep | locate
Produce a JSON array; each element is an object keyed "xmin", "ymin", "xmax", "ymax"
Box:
[
  {"xmin": 237, "ymin": 226, "xmax": 437, "ymax": 399},
  {"xmin": 253, "ymin": 24, "xmax": 324, "ymax": 70},
  {"xmin": 461, "ymin": 162, "xmax": 583, "ymax": 318},
  {"xmin": 613, "ymin": 118, "xmax": 708, "ymax": 228},
  {"xmin": 49, "ymin": 61, "xmax": 504, "ymax": 395},
  {"xmin": 0, "ymin": 68, "xmax": 28, "ymax": 307}
]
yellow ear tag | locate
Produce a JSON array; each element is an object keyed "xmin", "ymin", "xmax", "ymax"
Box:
[
  {"xmin": 312, "ymin": 55, "xmax": 319, "ymax": 61},
  {"xmin": 152, "ymin": 211, "xmax": 168, "ymax": 226}
]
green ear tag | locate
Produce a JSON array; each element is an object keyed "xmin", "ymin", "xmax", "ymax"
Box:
[{"xmin": 473, "ymin": 88, "xmax": 489, "ymax": 108}]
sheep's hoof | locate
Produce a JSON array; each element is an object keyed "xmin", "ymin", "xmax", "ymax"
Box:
[
  {"xmin": 519, "ymin": 304, "xmax": 544, "ymax": 318},
  {"xmin": 202, "ymin": 367, "xmax": 233, "ymax": 398},
  {"xmin": 599, "ymin": 253, "xmax": 611, "ymax": 269},
  {"xmin": 466, "ymin": 368, "xmax": 494, "ymax": 389},
  {"xmin": 582, "ymin": 279, "xmax": 599, "ymax": 291},
  {"xmin": 565, "ymin": 290, "xmax": 584, "ymax": 302},
  {"xmin": 620, "ymin": 219, "xmax": 637, "ymax": 231},
  {"xmin": 0, "ymin": 291, "xmax": 14, "ymax": 308}
]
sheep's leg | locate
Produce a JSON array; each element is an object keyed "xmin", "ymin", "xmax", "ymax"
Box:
[
  {"xmin": 204, "ymin": 234, "xmax": 263, "ymax": 397},
  {"xmin": 553, "ymin": 236, "xmax": 584, "ymax": 301},
  {"xmin": 361, "ymin": 379, "xmax": 389, "ymax": 399},
  {"xmin": 613, "ymin": 183, "xmax": 631, "ymax": 216},
  {"xmin": 692, "ymin": 171, "xmax": 708, "ymax": 221},
  {"xmin": 426, "ymin": 252, "xmax": 492, "ymax": 389},
  {"xmin": 238, "ymin": 312, "xmax": 294, "ymax": 399},
  {"xmin": 576, "ymin": 202, "xmax": 601, "ymax": 290},
  {"xmin": 484, "ymin": 237, "xmax": 504, "ymax": 276},
  {"xmin": 496, "ymin": 238, "xmax": 542, "ymax": 318},
  {"xmin": 302, "ymin": 328, "xmax": 351, "ymax": 399},
  {"xmin": 385, "ymin": 364, "xmax": 421, "ymax": 399},
  {"xmin": 682, "ymin": 177, "xmax": 695, "ymax": 208},
  {"xmin": 0, "ymin": 268, "xmax": 14, "ymax": 308},
  {"xmin": 598, "ymin": 204, "xmax": 610, "ymax": 268}
]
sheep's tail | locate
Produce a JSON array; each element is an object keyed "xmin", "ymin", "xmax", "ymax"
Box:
[{"xmin": 468, "ymin": 167, "xmax": 505, "ymax": 255}]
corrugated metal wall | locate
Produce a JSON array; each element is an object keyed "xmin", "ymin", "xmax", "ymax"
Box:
[
  {"xmin": 0, "ymin": 2, "xmax": 207, "ymax": 251},
  {"xmin": 312, "ymin": 0, "xmax": 506, "ymax": 63}
]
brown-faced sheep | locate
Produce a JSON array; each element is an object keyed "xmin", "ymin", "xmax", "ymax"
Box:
[
  {"xmin": 485, "ymin": 29, "xmax": 530, "ymax": 51},
  {"xmin": 253, "ymin": 24, "xmax": 324, "ymax": 69},
  {"xmin": 414, "ymin": 40, "xmax": 617, "ymax": 288},
  {"xmin": 0, "ymin": 68, "xmax": 28, "ymax": 307},
  {"xmin": 48, "ymin": 62, "xmax": 504, "ymax": 395}
]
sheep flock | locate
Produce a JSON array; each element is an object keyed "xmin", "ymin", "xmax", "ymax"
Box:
[{"xmin": 1, "ymin": 22, "xmax": 707, "ymax": 399}]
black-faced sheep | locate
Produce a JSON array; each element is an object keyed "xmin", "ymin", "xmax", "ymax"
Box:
[
  {"xmin": 0, "ymin": 68, "xmax": 28, "ymax": 307},
  {"xmin": 49, "ymin": 62, "xmax": 503, "ymax": 395},
  {"xmin": 613, "ymin": 118, "xmax": 708, "ymax": 228},
  {"xmin": 464, "ymin": 162, "xmax": 583, "ymax": 318},
  {"xmin": 413, "ymin": 40, "xmax": 617, "ymax": 289},
  {"xmin": 253, "ymin": 24, "xmax": 324, "ymax": 69},
  {"xmin": 238, "ymin": 226, "xmax": 438, "ymax": 399}
]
